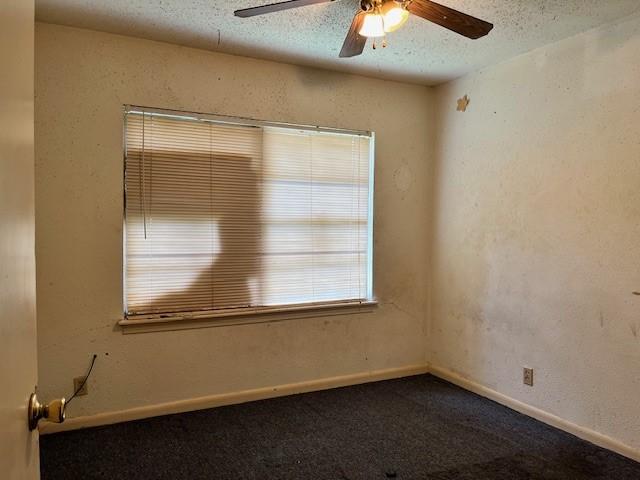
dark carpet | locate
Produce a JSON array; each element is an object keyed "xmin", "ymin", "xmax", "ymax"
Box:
[{"xmin": 40, "ymin": 374, "xmax": 640, "ymax": 479}]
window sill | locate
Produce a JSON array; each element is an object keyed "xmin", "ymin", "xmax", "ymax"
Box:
[{"xmin": 118, "ymin": 300, "xmax": 378, "ymax": 334}]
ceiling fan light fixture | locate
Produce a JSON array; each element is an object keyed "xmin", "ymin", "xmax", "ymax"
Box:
[
  {"xmin": 235, "ymin": 0, "xmax": 494, "ymax": 59},
  {"xmin": 381, "ymin": 2, "xmax": 409, "ymax": 32},
  {"xmin": 359, "ymin": 13, "xmax": 386, "ymax": 38}
]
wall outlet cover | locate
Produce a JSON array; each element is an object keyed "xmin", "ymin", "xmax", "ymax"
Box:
[
  {"xmin": 73, "ymin": 376, "xmax": 89, "ymax": 396},
  {"xmin": 523, "ymin": 367, "xmax": 534, "ymax": 387}
]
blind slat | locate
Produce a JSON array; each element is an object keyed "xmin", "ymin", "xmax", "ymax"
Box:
[{"xmin": 124, "ymin": 110, "xmax": 372, "ymax": 316}]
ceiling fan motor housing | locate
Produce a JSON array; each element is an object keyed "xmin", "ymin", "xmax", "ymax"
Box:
[
  {"xmin": 360, "ymin": 0, "xmax": 375, "ymax": 12},
  {"xmin": 360, "ymin": 0, "xmax": 406, "ymax": 13}
]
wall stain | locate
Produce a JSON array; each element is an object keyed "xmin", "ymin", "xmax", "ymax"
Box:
[
  {"xmin": 457, "ymin": 94, "xmax": 470, "ymax": 112},
  {"xmin": 393, "ymin": 164, "xmax": 414, "ymax": 194},
  {"xmin": 471, "ymin": 312, "xmax": 484, "ymax": 325},
  {"xmin": 631, "ymin": 323, "xmax": 638, "ymax": 338}
]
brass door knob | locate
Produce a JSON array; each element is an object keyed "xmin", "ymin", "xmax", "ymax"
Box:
[{"xmin": 28, "ymin": 393, "xmax": 66, "ymax": 431}]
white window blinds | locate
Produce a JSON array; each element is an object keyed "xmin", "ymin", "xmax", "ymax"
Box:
[{"xmin": 124, "ymin": 108, "xmax": 373, "ymax": 317}]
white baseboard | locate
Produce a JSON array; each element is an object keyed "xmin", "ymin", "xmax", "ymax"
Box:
[
  {"xmin": 39, "ymin": 362, "xmax": 640, "ymax": 464},
  {"xmin": 429, "ymin": 365, "xmax": 640, "ymax": 463},
  {"xmin": 39, "ymin": 364, "xmax": 429, "ymax": 435}
]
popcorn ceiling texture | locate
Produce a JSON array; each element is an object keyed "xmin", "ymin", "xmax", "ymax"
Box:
[{"xmin": 34, "ymin": 0, "xmax": 640, "ymax": 85}]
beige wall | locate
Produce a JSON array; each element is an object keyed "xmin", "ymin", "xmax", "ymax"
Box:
[
  {"xmin": 35, "ymin": 23, "xmax": 434, "ymax": 417},
  {"xmin": 431, "ymin": 13, "xmax": 640, "ymax": 452}
]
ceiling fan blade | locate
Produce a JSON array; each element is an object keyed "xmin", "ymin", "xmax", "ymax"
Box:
[
  {"xmin": 407, "ymin": 0, "xmax": 493, "ymax": 39},
  {"xmin": 234, "ymin": 0, "xmax": 335, "ymax": 18},
  {"xmin": 339, "ymin": 12, "xmax": 367, "ymax": 58}
]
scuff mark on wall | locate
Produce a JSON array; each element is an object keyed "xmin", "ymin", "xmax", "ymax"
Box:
[
  {"xmin": 385, "ymin": 300, "xmax": 418, "ymax": 323},
  {"xmin": 393, "ymin": 163, "xmax": 414, "ymax": 196}
]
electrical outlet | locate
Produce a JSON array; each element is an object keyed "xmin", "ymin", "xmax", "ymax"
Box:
[
  {"xmin": 523, "ymin": 368, "xmax": 534, "ymax": 387},
  {"xmin": 73, "ymin": 376, "xmax": 89, "ymax": 396}
]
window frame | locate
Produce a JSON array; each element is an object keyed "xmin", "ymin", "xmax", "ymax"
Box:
[{"xmin": 119, "ymin": 105, "xmax": 377, "ymax": 331}]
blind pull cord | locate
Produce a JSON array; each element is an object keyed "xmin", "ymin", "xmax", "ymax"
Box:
[{"xmin": 141, "ymin": 112, "xmax": 148, "ymax": 239}]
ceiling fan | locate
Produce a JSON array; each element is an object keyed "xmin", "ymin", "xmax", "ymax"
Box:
[{"xmin": 234, "ymin": 0, "xmax": 493, "ymax": 58}]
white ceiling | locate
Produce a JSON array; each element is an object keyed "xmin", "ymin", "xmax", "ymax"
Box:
[{"xmin": 35, "ymin": 0, "xmax": 640, "ymax": 85}]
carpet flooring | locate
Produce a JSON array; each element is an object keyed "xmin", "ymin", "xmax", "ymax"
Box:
[{"xmin": 40, "ymin": 374, "xmax": 640, "ymax": 479}]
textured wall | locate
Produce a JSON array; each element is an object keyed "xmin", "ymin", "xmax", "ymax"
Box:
[
  {"xmin": 35, "ymin": 23, "xmax": 434, "ymax": 417},
  {"xmin": 431, "ymin": 14, "xmax": 640, "ymax": 452}
]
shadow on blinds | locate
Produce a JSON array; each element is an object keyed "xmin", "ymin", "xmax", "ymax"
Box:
[
  {"xmin": 138, "ymin": 153, "xmax": 262, "ymax": 314},
  {"xmin": 126, "ymin": 112, "xmax": 371, "ymax": 317}
]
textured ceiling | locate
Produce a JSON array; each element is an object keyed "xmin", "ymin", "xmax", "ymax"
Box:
[{"xmin": 35, "ymin": 0, "xmax": 640, "ymax": 85}]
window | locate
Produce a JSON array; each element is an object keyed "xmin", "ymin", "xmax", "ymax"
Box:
[{"xmin": 123, "ymin": 106, "xmax": 374, "ymax": 320}]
